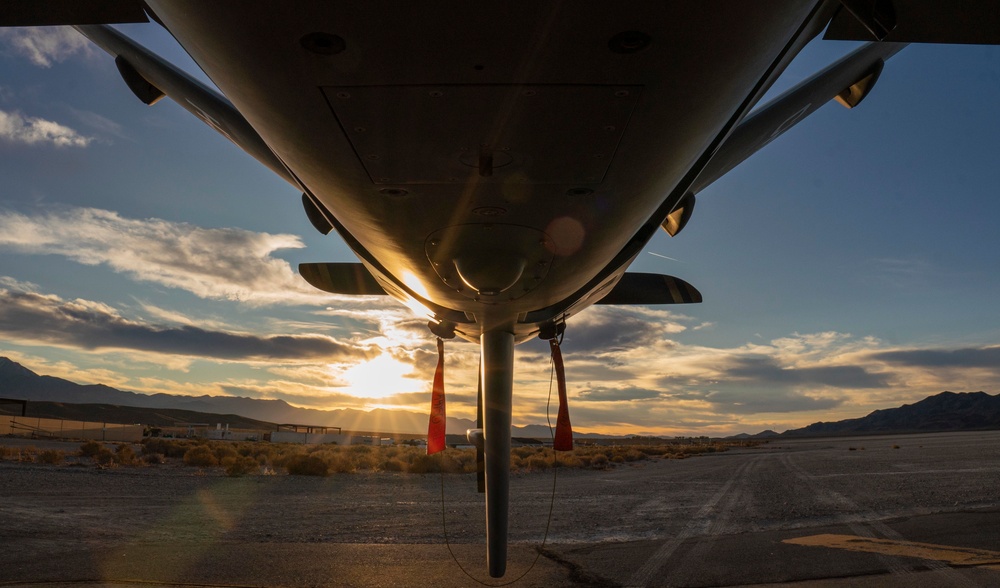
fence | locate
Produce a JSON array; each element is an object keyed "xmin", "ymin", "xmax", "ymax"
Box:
[{"xmin": 0, "ymin": 416, "xmax": 144, "ymax": 442}]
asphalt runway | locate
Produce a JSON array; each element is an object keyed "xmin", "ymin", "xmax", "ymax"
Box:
[{"xmin": 2, "ymin": 431, "xmax": 1000, "ymax": 587}]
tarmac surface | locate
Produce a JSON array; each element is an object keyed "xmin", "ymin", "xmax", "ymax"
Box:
[{"xmin": 2, "ymin": 430, "xmax": 1000, "ymax": 587}]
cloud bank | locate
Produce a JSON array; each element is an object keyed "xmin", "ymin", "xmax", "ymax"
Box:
[{"xmin": 0, "ymin": 283, "xmax": 368, "ymax": 362}]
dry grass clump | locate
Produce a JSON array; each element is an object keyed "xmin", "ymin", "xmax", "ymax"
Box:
[
  {"xmin": 408, "ymin": 450, "xmax": 477, "ymax": 474},
  {"xmin": 142, "ymin": 452, "xmax": 166, "ymax": 465},
  {"xmin": 92, "ymin": 447, "xmax": 116, "ymax": 466},
  {"xmin": 113, "ymin": 444, "xmax": 139, "ymax": 466},
  {"xmin": 223, "ymin": 455, "xmax": 259, "ymax": 477},
  {"xmin": 183, "ymin": 445, "xmax": 219, "ymax": 467},
  {"xmin": 141, "ymin": 438, "xmax": 196, "ymax": 459},
  {"xmin": 79, "ymin": 440, "xmax": 103, "ymax": 457},
  {"xmin": 283, "ymin": 454, "xmax": 331, "ymax": 476},
  {"xmin": 38, "ymin": 450, "xmax": 65, "ymax": 465}
]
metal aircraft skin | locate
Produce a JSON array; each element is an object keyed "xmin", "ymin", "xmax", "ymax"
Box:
[{"xmin": 5, "ymin": 0, "xmax": 1000, "ymax": 578}]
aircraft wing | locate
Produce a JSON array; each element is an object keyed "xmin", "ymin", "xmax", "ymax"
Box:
[
  {"xmin": 73, "ymin": 25, "xmax": 296, "ymax": 187},
  {"xmin": 0, "ymin": 0, "xmax": 147, "ymax": 26},
  {"xmin": 824, "ymin": 0, "xmax": 1000, "ymax": 44},
  {"xmin": 689, "ymin": 40, "xmax": 906, "ymax": 197}
]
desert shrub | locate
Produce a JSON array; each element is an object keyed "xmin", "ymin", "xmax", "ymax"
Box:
[
  {"xmin": 351, "ymin": 450, "xmax": 380, "ymax": 471},
  {"xmin": 284, "ymin": 454, "xmax": 330, "ymax": 476},
  {"xmin": 623, "ymin": 449, "xmax": 645, "ymax": 462},
  {"xmin": 271, "ymin": 449, "xmax": 303, "ymax": 470},
  {"xmin": 93, "ymin": 447, "xmax": 116, "ymax": 466},
  {"xmin": 407, "ymin": 451, "xmax": 471, "ymax": 474},
  {"xmin": 114, "ymin": 444, "xmax": 139, "ymax": 466},
  {"xmin": 0, "ymin": 445, "xmax": 12, "ymax": 459},
  {"xmin": 407, "ymin": 453, "xmax": 443, "ymax": 474},
  {"xmin": 524, "ymin": 455, "xmax": 551, "ymax": 471},
  {"xmin": 80, "ymin": 440, "xmax": 103, "ymax": 457},
  {"xmin": 556, "ymin": 454, "xmax": 583, "ymax": 468},
  {"xmin": 142, "ymin": 452, "xmax": 166, "ymax": 465},
  {"xmin": 213, "ymin": 444, "xmax": 239, "ymax": 462},
  {"xmin": 590, "ymin": 454, "xmax": 609, "ymax": 468},
  {"xmin": 328, "ymin": 452, "xmax": 357, "ymax": 473},
  {"xmin": 512, "ymin": 446, "xmax": 545, "ymax": 460},
  {"xmin": 380, "ymin": 457, "xmax": 406, "ymax": 472},
  {"xmin": 183, "ymin": 445, "xmax": 219, "ymax": 467},
  {"xmin": 224, "ymin": 455, "xmax": 259, "ymax": 477},
  {"xmin": 450, "ymin": 450, "xmax": 477, "ymax": 472},
  {"xmin": 38, "ymin": 450, "xmax": 64, "ymax": 465},
  {"xmin": 142, "ymin": 438, "xmax": 192, "ymax": 458},
  {"xmin": 636, "ymin": 445, "xmax": 671, "ymax": 457}
]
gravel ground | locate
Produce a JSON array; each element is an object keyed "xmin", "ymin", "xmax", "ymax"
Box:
[{"xmin": 2, "ymin": 431, "xmax": 999, "ymax": 587}]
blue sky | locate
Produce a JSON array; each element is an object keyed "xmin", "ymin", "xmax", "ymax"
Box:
[{"xmin": 1, "ymin": 24, "xmax": 998, "ymax": 436}]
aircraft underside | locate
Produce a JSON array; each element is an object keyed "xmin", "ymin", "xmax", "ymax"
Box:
[{"xmin": 7, "ymin": 0, "xmax": 998, "ymax": 578}]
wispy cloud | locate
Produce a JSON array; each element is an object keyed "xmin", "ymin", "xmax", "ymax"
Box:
[
  {"xmin": 868, "ymin": 257, "xmax": 933, "ymax": 288},
  {"xmin": 0, "ymin": 26, "xmax": 94, "ymax": 68},
  {"xmin": 0, "ymin": 110, "xmax": 93, "ymax": 147},
  {"xmin": 68, "ymin": 107, "xmax": 127, "ymax": 140},
  {"xmin": 578, "ymin": 386, "xmax": 662, "ymax": 402},
  {"xmin": 0, "ymin": 206, "xmax": 342, "ymax": 305}
]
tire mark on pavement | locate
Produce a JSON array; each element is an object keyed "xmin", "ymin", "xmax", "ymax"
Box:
[{"xmin": 625, "ymin": 456, "xmax": 761, "ymax": 587}]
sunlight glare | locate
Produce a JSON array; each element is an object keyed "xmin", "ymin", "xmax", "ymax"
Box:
[{"xmin": 339, "ymin": 353, "xmax": 423, "ymax": 399}]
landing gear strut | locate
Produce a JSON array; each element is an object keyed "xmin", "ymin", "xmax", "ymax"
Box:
[{"xmin": 481, "ymin": 330, "xmax": 514, "ymax": 578}]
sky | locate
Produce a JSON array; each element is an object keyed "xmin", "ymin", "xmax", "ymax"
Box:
[{"xmin": 1, "ymin": 24, "xmax": 999, "ymax": 436}]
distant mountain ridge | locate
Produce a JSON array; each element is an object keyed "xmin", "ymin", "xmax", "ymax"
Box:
[
  {"xmin": 4, "ymin": 358, "xmax": 996, "ymax": 438},
  {"xmin": 781, "ymin": 391, "xmax": 1000, "ymax": 437},
  {"xmin": 0, "ymin": 357, "xmax": 588, "ymax": 437}
]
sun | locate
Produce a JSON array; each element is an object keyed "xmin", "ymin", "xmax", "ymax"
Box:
[{"xmin": 339, "ymin": 353, "xmax": 424, "ymax": 399}]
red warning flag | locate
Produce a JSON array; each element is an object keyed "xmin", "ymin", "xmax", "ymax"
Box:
[
  {"xmin": 549, "ymin": 339, "xmax": 573, "ymax": 451},
  {"xmin": 427, "ymin": 338, "xmax": 447, "ymax": 454}
]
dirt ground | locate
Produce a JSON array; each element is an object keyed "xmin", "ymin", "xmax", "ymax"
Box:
[{"xmin": 3, "ymin": 432, "xmax": 1000, "ymax": 587}]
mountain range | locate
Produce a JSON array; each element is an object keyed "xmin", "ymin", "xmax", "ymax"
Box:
[
  {"xmin": 2, "ymin": 357, "xmax": 997, "ymax": 438},
  {"xmin": 778, "ymin": 390, "xmax": 1000, "ymax": 437}
]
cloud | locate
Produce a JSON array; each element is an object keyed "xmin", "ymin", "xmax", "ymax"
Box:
[
  {"xmin": 718, "ymin": 355, "xmax": 891, "ymax": 389},
  {"xmin": 69, "ymin": 107, "xmax": 127, "ymax": 140},
  {"xmin": 564, "ymin": 306, "xmax": 689, "ymax": 352},
  {"xmin": 868, "ymin": 257, "xmax": 933, "ymax": 288},
  {"xmin": 0, "ymin": 283, "xmax": 370, "ymax": 362},
  {"xmin": 870, "ymin": 346, "xmax": 1000, "ymax": 369},
  {"xmin": 0, "ymin": 110, "xmax": 93, "ymax": 147},
  {"xmin": 699, "ymin": 388, "xmax": 846, "ymax": 415},
  {"xmin": 0, "ymin": 206, "xmax": 339, "ymax": 305},
  {"xmin": 0, "ymin": 26, "xmax": 94, "ymax": 67},
  {"xmin": 578, "ymin": 386, "xmax": 662, "ymax": 402}
]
